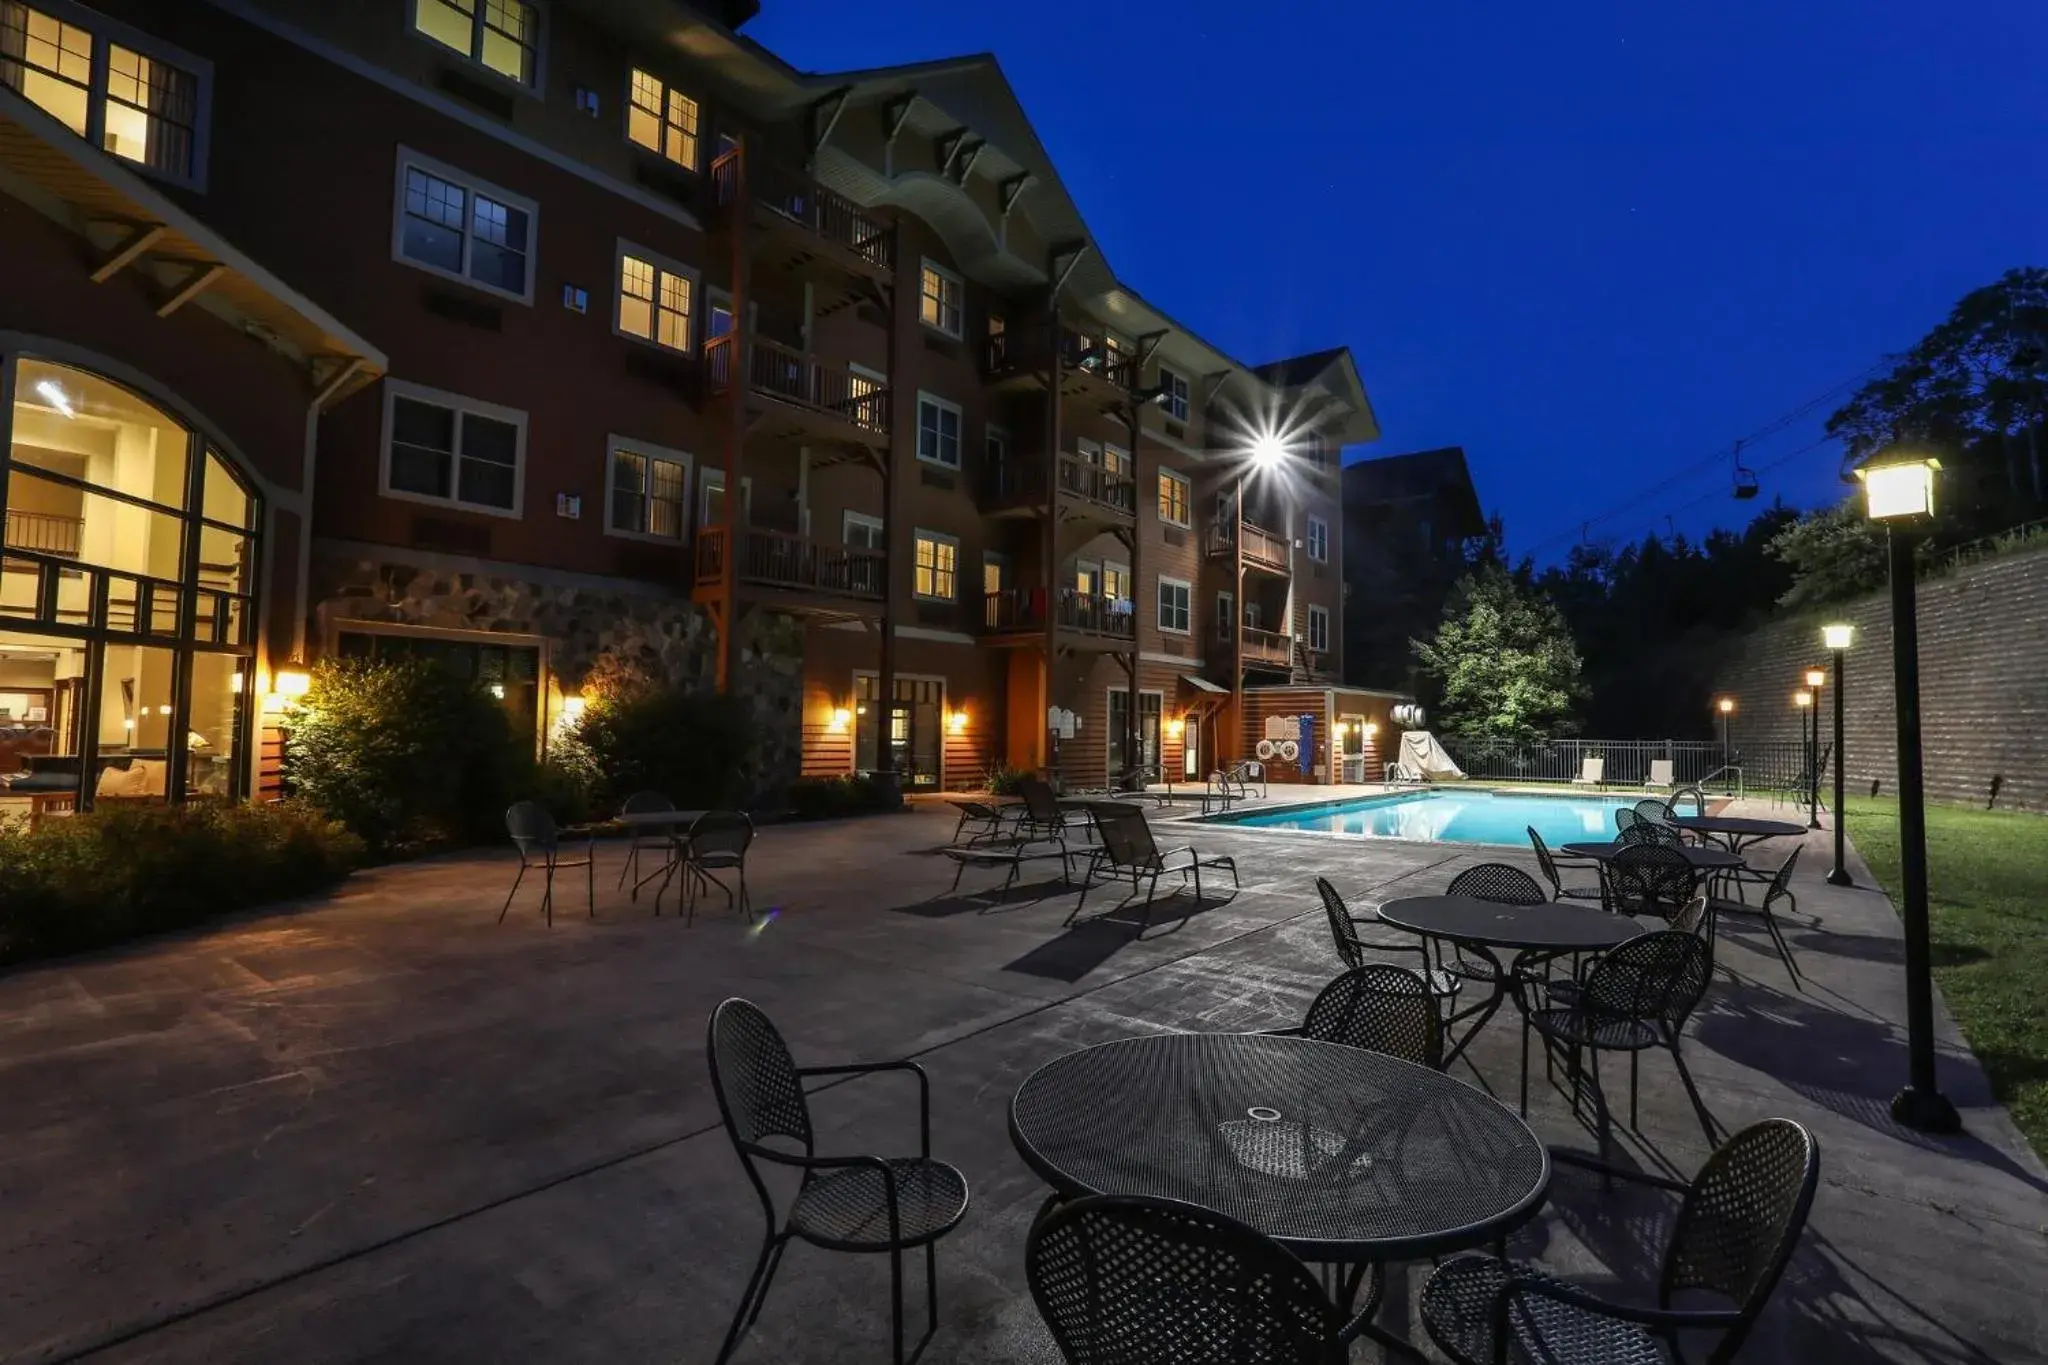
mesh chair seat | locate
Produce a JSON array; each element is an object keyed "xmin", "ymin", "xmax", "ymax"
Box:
[
  {"xmin": 1420, "ymin": 1254, "xmax": 1666, "ymax": 1365},
  {"xmin": 1526, "ymin": 1007, "xmax": 1661, "ymax": 1052},
  {"xmin": 791, "ymin": 1158, "xmax": 970, "ymax": 1250}
]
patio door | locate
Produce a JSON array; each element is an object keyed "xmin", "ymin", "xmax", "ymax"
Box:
[
  {"xmin": 855, "ymin": 674, "xmax": 941, "ymax": 788},
  {"xmin": 1107, "ymin": 689, "xmax": 1161, "ymax": 777}
]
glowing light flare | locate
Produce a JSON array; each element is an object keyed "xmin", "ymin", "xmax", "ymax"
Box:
[
  {"xmin": 1857, "ymin": 457, "xmax": 1940, "ymax": 520},
  {"xmin": 1822, "ymin": 623, "xmax": 1855, "ymax": 651},
  {"xmin": 34, "ymin": 380, "xmax": 74, "ymax": 418},
  {"xmin": 1804, "ymin": 668, "xmax": 1827, "ymax": 690}
]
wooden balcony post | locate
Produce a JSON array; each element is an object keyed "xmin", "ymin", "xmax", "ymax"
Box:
[
  {"xmin": 714, "ymin": 136, "xmax": 751, "ymax": 694},
  {"xmin": 1123, "ymin": 391, "xmax": 1142, "ymax": 780}
]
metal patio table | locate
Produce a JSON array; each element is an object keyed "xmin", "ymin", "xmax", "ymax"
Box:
[
  {"xmin": 1010, "ymin": 1031, "xmax": 1550, "ymax": 1352},
  {"xmin": 1560, "ymin": 840, "xmax": 1743, "ymax": 872},
  {"xmin": 1672, "ymin": 814, "xmax": 1805, "ymax": 854},
  {"xmin": 616, "ymin": 808, "xmax": 709, "ymax": 899},
  {"xmin": 1377, "ymin": 895, "xmax": 1646, "ymax": 1064}
]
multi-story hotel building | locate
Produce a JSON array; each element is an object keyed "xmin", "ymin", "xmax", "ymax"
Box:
[{"xmin": 0, "ymin": 0, "xmax": 1402, "ymax": 812}]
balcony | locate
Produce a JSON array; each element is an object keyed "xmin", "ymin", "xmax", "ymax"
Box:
[
  {"xmin": 983, "ymin": 326, "xmax": 1139, "ymax": 398},
  {"xmin": 4, "ymin": 510, "xmax": 81, "ymax": 558},
  {"xmin": 710, "ymin": 151, "xmax": 893, "ymax": 285},
  {"xmin": 695, "ymin": 527, "xmax": 885, "ymax": 609},
  {"xmin": 704, "ymin": 334, "xmax": 888, "ymax": 449},
  {"xmin": 982, "ymin": 450, "xmax": 1137, "ymax": 523},
  {"xmin": 1214, "ymin": 623, "xmax": 1293, "ymax": 671},
  {"xmin": 980, "ymin": 588, "xmax": 1136, "ymax": 651},
  {"xmin": 1208, "ymin": 518, "xmax": 1290, "ymax": 574}
]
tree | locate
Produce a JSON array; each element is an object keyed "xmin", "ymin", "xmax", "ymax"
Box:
[
  {"xmin": 1411, "ymin": 565, "xmax": 1584, "ymax": 742},
  {"xmin": 1767, "ymin": 497, "xmax": 1889, "ymax": 609}
]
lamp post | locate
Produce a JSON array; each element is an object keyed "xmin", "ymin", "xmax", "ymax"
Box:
[
  {"xmin": 1715, "ymin": 696, "xmax": 1734, "ymax": 765},
  {"xmin": 1823, "ymin": 624, "xmax": 1855, "ymax": 885},
  {"xmin": 1802, "ymin": 667, "xmax": 1827, "ymax": 829},
  {"xmin": 1857, "ymin": 450, "xmax": 1959, "ymax": 1134},
  {"xmin": 1793, "ymin": 688, "xmax": 1814, "ymax": 813}
]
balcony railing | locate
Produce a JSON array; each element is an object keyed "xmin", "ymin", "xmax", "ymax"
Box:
[
  {"xmin": 982, "ymin": 588, "xmax": 1136, "ymax": 641},
  {"xmin": 1223, "ymin": 625, "xmax": 1292, "ymax": 668},
  {"xmin": 704, "ymin": 334, "xmax": 889, "ymax": 436},
  {"xmin": 5, "ymin": 510, "xmax": 82, "ymax": 558},
  {"xmin": 1208, "ymin": 518, "xmax": 1289, "ymax": 572},
  {"xmin": 696, "ymin": 527, "xmax": 885, "ymax": 601},
  {"xmin": 710, "ymin": 150, "xmax": 894, "ymax": 272},
  {"xmin": 984, "ymin": 326, "xmax": 1140, "ymax": 390},
  {"xmin": 983, "ymin": 451, "xmax": 1136, "ymax": 518}
]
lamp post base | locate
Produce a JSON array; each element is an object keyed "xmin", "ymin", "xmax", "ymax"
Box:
[
  {"xmin": 1890, "ymin": 1085, "xmax": 1961, "ymax": 1134},
  {"xmin": 1825, "ymin": 867, "xmax": 1854, "ymax": 887}
]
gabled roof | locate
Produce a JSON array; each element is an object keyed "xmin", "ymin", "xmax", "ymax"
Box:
[
  {"xmin": 1252, "ymin": 348, "xmax": 1350, "ymax": 389},
  {"xmin": 1254, "ymin": 347, "xmax": 1380, "ymax": 446},
  {"xmin": 1343, "ymin": 447, "xmax": 1485, "ymax": 533}
]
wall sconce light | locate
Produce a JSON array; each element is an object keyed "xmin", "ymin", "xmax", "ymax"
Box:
[
  {"xmin": 948, "ymin": 709, "xmax": 968, "ymax": 734},
  {"xmin": 828, "ymin": 707, "xmax": 852, "ymax": 733},
  {"xmin": 274, "ymin": 669, "xmax": 312, "ymax": 700},
  {"xmin": 157, "ymin": 704, "xmax": 172, "ymax": 716},
  {"xmin": 1166, "ymin": 716, "xmax": 1185, "ymax": 738},
  {"xmin": 1363, "ymin": 722, "xmax": 1378, "ymax": 737},
  {"xmin": 490, "ymin": 684, "xmax": 506, "ymax": 700},
  {"xmin": 559, "ymin": 694, "xmax": 587, "ymax": 725},
  {"xmin": 856, "ymin": 703, "xmax": 868, "ymax": 716}
]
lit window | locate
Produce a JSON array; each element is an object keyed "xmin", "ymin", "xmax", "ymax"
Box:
[
  {"xmin": 919, "ymin": 260, "xmax": 962, "ymax": 337},
  {"xmin": 982, "ymin": 552, "xmax": 1006, "ymax": 597},
  {"xmin": 615, "ymin": 243, "xmax": 695, "ymax": 352},
  {"xmin": 1157, "ymin": 470, "xmax": 1190, "ymax": 527},
  {"xmin": 1306, "ymin": 515, "xmax": 1329, "ymax": 562},
  {"xmin": 382, "ymin": 380, "xmax": 525, "ymax": 515},
  {"xmin": 393, "ymin": 149, "xmax": 535, "ymax": 301},
  {"xmin": 1157, "ymin": 365, "xmax": 1189, "ymax": 422},
  {"xmin": 1103, "ymin": 563, "xmax": 1129, "ymax": 603},
  {"xmin": 914, "ymin": 531, "xmax": 957, "ymax": 600},
  {"xmin": 0, "ymin": 4, "xmax": 210, "ymax": 185},
  {"xmin": 607, "ymin": 438, "xmax": 689, "ymax": 542},
  {"xmin": 413, "ymin": 0, "xmax": 539, "ymax": 87},
  {"xmin": 626, "ymin": 68, "xmax": 700, "ymax": 168},
  {"xmin": 1156, "ymin": 577, "xmax": 1191, "ymax": 634},
  {"xmin": 917, "ymin": 394, "xmax": 961, "ymax": 468},
  {"xmin": 1307, "ymin": 605, "xmax": 1331, "ymax": 653}
]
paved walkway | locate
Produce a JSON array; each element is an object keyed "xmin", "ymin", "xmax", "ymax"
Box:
[{"xmin": 1, "ymin": 796, "xmax": 2042, "ymax": 1362}]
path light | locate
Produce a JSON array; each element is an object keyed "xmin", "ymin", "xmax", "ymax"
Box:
[
  {"xmin": 1822, "ymin": 624, "xmax": 1855, "ymax": 886},
  {"xmin": 1715, "ymin": 696, "xmax": 1735, "ymax": 763},
  {"xmin": 1802, "ymin": 668, "xmax": 1827, "ymax": 829},
  {"xmin": 1856, "ymin": 449, "xmax": 1958, "ymax": 1134}
]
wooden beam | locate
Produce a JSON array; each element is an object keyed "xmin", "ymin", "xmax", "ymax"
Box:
[
  {"xmin": 1137, "ymin": 330, "xmax": 1170, "ymax": 366},
  {"xmin": 883, "ymin": 94, "xmax": 917, "ymax": 144},
  {"xmin": 935, "ymin": 127, "xmax": 970, "ymax": 176},
  {"xmin": 809, "ymin": 86, "xmax": 852, "ymax": 158},
  {"xmin": 1000, "ymin": 173, "xmax": 1033, "ymax": 219},
  {"xmin": 952, "ymin": 139, "xmax": 986, "ymax": 185},
  {"xmin": 1202, "ymin": 368, "xmax": 1235, "ymax": 407},
  {"xmin": 89, "ymin": 223, "xmax": 167, "ymax": 284},
  {"xmin": 155, "ymin": 262, "xmax": 227, "ymax": 318}
]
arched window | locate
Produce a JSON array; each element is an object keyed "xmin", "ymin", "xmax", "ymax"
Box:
[{"xmin": 0, "ymin": 356, "xmax": 260, "ymax": 815}]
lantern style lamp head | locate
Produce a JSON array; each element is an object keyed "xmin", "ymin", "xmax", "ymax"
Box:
[
  {"xmin": 1804, "ymin": 667, "xmax": 1827, "ymax": 689},
  {"xmin": 1794, "ymin": 689, "xmax": 1813, "ymax": 708},
  {"xmin": 1716, "ymin": 697, "xmax": 1735, "ymax": 715},
  {"xmin": 1823, "ymin": 622, "xmax": 1855, "ymax": 651},
  {"xmin": 1856, "ymin": 452, "xmax": 1941, "ymax": 521}
]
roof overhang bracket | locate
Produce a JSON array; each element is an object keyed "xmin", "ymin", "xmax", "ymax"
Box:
[
  {"xmin": 1202, "ymin": 368, "xmax": 1235, "ymax": 407},
  {"xmin": 89, "ymin": 221, "xmax": 167, "ymax": 284},
  {"xmin": 1049, "ymin": 241, "xmax": 1089, "ymax": 299},
  {"xmin": 881, "ymin": 93, "xmax": 917, "ymax": 177},
  {"xmin": 1000, "ymin": 173, "xmax": 1033, "ymax": 219},
  {"xmin": 935, "ymin": 128, "xmax": 970, "ymax": 176},
  {"xmin": 310, "ymin": 356, "xmax": 366, "ymax": 410},
  {"xmin": 156, "ymin": 262, "xmax": 227, "ymax": 318},
  {"xmin": 951, "ymin": 138, "xmax": 985, "ymax": 185},
  {"xmin": 809, "ymin": 85, "xmax": 853, "ymax": 159},
  {"xmin": 1137, "ymin": 330, "xmax": 1170, "ymax": 366}
]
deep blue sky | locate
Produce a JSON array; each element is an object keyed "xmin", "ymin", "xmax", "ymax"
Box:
[{"xmin": 748, "ymin": 0, "xmax": 2048, "ymax": 563}]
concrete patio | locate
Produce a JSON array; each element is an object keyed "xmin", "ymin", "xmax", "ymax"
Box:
[{"xmin": 1, "ymin": 796, "xmax": 2043, "ymax": 1363}]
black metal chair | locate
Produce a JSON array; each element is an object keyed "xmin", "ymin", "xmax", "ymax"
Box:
[
  {"xmin": 1420, "ymin": 1118, "xmax": 1820, "ymax": 1365},
  {"xmin": 1709, "ymin": 846, "xmax": 1803, "ymax": 987},
  {"xmin": 1619, "ymin": 818, "xmax": 1684, "ymax": 850},
  {"xmin": 616, "ymin": 789, "xmax": 676, "ymax": 893},
  {"xmin": 1315, "ymin": 877, "xmax": 1461, "ymax": 1008},
  {"xmin": 499, "ymin": 801, "xmax": 594, "ymax": 926},
  {"xmin": 1069, "ymin": 802, "xmax": 1237, "ymax": 931},
  {"xmin": 1633, "ymin": 797, "xmax": 1680, "ymax": 827},
  {"xmin": 1284, "ymin": 963, "xmax": 1445, "ymax": 1070},
  {"xmin": 1017, "ymin": 776, "xmax": 1088, "ymax": 845},
  {"xmin": 672, "ymin": 810, "xmax": 755, "ymax": 925},
  {"xmin": 1434, "ymin": 863, "xmax": 1549, "ymax": 991},
  {"xmin": 1527, "ymin": 827, "xmax": 1602, "ymax": 903},
  {"xmin": 1613, "ymin": 806, "xmax": 1644, "ymax": 838},
  {"xmin": 1027, "ymin": 1194, "xmax": 1355, "ymax": 1365},
  {"xmin": 1524, "ymin": 928, "xmax": 1719, "ymax": 1150},
  {"xmin": 1605, "ymin": 842, "xmax": 1698, "ymax": 920},
  {"xmin": 707, "ymin": 998, "xmax": 970, "ymax": 1365}
]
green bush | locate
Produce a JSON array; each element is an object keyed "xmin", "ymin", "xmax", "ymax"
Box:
[
  {"xmin": 784, "ymin": 773, "xmax": 899, "ymax": 821},
  {"xmin": 284, "ymin": 656, "xmax": 528, "ymax": 854},
  {"xmin": 0, "ymin": 801, "xmax": 363, "ymax": 963},
  {"xmin": 983, "ymin": 764, "xmax": 1029, "ymax": 797},
  {"xmin": 561, "ymin": 684, "xmax": 756, "ymax": 816}
]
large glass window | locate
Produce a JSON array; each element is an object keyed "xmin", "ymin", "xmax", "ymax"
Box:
[
  {"xmin": 855, "ymin": 674, "xmax": 941, "ymax": 789},
  {"xmin": 626, "ymin": 68, "xmax": 699, "ymax": 168},
  {"xmin": 393, "ymin": 149, "xmax": 536, "ymax": 303},
  {"xmin": 0, "ymin": 358, "xmax": 259, "ymax": 814},
  {"xmin": 0, "ymin": 2, "xmax": 209, "ymax": 185},
  {"xmin": 413, "ymin": 0, "xmax": 538, "ymax": 87}
]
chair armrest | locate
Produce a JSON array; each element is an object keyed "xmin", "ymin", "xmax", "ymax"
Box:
[
  {"xmin": 745, "ymin": 1148, "xmax": 905, "ymax": 1239},
  {"xmin": 1492, "ymin": 1275, "xmax": 1742, "ymax": 1339},
  {"xmin": 799, "ymin": 1060, "xmax": 932, "ymax": 1157}
]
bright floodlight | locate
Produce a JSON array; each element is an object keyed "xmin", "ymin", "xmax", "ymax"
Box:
[
  {"xmin": 1822, "ymin": 623, "xmax": 1855, "ymax": 651},
  {"xmin": 1251, "ymin": 434, "xmax": 1287, "ymax": 466},
  {"xmin": 1857, "ymin": 455, "xmax": 1940, "ymax": 521}
]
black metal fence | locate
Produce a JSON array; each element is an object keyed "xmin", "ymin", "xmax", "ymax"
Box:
[{"xmin": 1440, "ymin": 737, "xmax": 1822, "ymax": 797}]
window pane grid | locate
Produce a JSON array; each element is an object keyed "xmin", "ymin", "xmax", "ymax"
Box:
[
  {"xmin": 397, "ymin": 158, "xmax": 531, "ymax": 297},
  {"xmin": 914, "ymin": 535, "xmax": 956, "ymax": 599},
  {"xmin": 920, "ymin": 265, "xmax": 961, "ymax": 336},
  {"xmin": 1158, "ymin": 472, "xmax": 1189, "ymax": 526}
]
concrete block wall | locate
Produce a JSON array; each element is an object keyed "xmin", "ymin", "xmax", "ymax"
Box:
[{"xmin": 1707, "ymin": 546, "xmax": 2048, "ymax": 812}]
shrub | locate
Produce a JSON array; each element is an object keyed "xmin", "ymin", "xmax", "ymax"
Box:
[
  {"xmin": 284, "ymin": 656, "xmax": 528, "ymax": 854},
  {"xmin": 0, "ymin": 801, "xmax": 363, "ymax": 964},
  {"xmin": 784, "ymin": 773, "xmax": 899, "ymax": 821},
  {"xmin": 983, "ymin": 764, "xmax": 1029, "ymax": 797},
  {"xmin": 561, "ymin": 684, "xmax": 756, "ymax": 816}
]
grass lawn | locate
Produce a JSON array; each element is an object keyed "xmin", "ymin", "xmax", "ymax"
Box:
[{"xmin": 1844, "ymin": 795, "xmax": 2048, "ymax": 1156}]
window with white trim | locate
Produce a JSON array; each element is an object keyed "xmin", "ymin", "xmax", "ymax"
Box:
[
  {"xmin": 1156, "ymin": 576, "xmax": 1191, "ymax": 634},
  {"xmin": 381, "ymin": 380, "xmax": 525, "ymax": 516},
  {"xmin": 913, "ymin": 530, "xmax": 957, "ymax": 600},
  {"xmin": 986, "ymin": 425, "xmax": 1009, "ymax": 472},
  {"xmin": 625, "ymin": 67, "xmax": 699, "ymax": 168},
  {"xmin": 1157, "ymin": 469, "xmax": 1190, "ymax": 527},
  {"xmin": 605, "ymin": 436, "xmax": 689, "ymax": 542},
  {"xmin": 1307, "ymin": 604, "xmax": 1331, "ymax": 654},
  {"xmin": 393, "ymin": 148, "xmax": 535, "ymax": 301},
  {"xmin": 916, "ymin": 393, "xmax": 961, "ymax": 468},
  {"xmin": 919, "ymin": 259, "xmax": 962, "ymax": 337},
  {"xmin": 1157, "ymin": 364, "xmax": 1189, "ymax": 422},
  {"xmin": 0, "ymin": 1, "xmax": 211, "ymax": 187},
  {"xmin": 1306, "ymin": 514, "xmax": 1329, "ymax": 562},
  {"xmin": 843, "ymin": 510, "xmax": 884, "ymax": 551},
  {"xmin": 614, "ymin": 241, "xmax": 695, "ymax": 352},
  {"xmin": 412, "ymin": 0, "xmax": 539, "ymax": 87},
  {"xmin": 699, "ymin": 468, "xmax": 751, "ymax": 528}
]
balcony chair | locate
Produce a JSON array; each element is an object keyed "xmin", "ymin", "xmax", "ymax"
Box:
[{"xmin": 707, "ymin": 999, "xmax": 969, "ymax": 1365}]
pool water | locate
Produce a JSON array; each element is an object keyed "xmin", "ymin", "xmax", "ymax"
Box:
[{"xmin": 1212, "ymin": 789, "xmax": 1633, "ymax": 847}]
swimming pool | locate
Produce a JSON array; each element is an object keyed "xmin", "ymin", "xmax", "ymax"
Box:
[{"xmin": 1210, "ymin": 789, "xmax": 1634, "ymax": 847}]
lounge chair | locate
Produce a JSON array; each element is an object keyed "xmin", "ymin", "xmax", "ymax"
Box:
[
  {"xmin": 1644, "ymin": 757, "xmax": 1674, "ymax": 791},
  {"xmin": 948, "ymin": 799, "xmax": 1018, "ymax": 845},
  {"xmin": 1016, "ymin": 776, "xmax": 1089, "ymax": 845},
  {"xmin": 1068, "ymin": 802, "xmax": 1237, "ymax": 931},
  {"xmin": 1570, "ymin": 755, "xmax": 1606, "ymax": 788}
]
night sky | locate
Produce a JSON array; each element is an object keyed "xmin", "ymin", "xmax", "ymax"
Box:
[{"xmin": 747, "ymin": 0, "xmax": 2048, "ymax": 564}]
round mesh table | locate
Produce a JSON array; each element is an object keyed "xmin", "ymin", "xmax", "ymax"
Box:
[
  {"xmin": 1010, "ymin": 1032, "xmax": 1550, "ymax": 1262},
  {"xmin": 1671, "ymin": 815, "xmax": 1805, "ymax": 853},
  {"xmin": 1560, "ymin": 840, "xmax": 1742, "ymax": 871}
]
